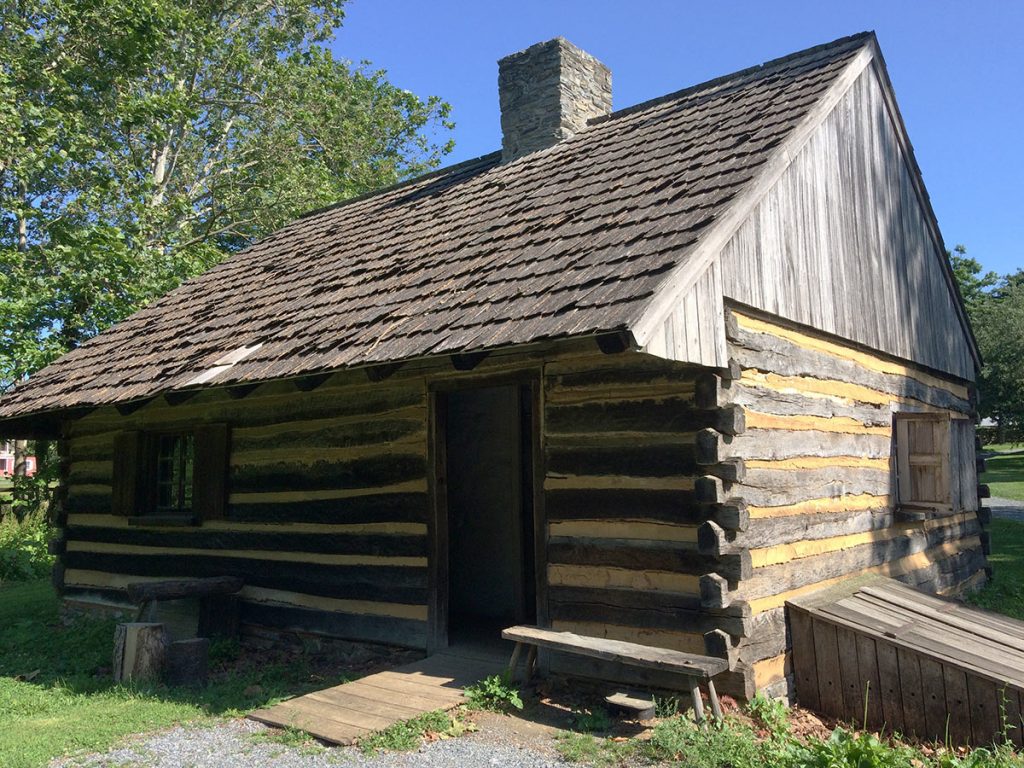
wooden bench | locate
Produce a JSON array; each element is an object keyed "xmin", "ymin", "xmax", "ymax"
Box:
[
  {"xmin": 127, "ymin": 576, "xmax": 244, "ymax": 621},
  {"xmin": 502, "ymin": 625, "xmax": 728, "ymax": 723}
]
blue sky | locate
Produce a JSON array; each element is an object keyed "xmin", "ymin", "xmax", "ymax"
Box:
[{"xmin": 332, "ymin": 0, "xmax": 1022, "ymax": 277}]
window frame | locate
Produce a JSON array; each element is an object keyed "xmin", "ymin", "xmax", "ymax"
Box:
[
  {"xmin": 893, "ymin": 411, "xmax": 952, "ymax": 518},
  {"xmin": 113, "ymin": 423, "xmax": 230, "ymax": 526},
  {"xmin": 151, "ymin": 431, "xmax": 196, "ymax": 519}
]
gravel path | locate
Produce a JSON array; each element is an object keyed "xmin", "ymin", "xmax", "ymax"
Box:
[
  {"xmin": 51, "ymin": 717, "xmax": 572, "ymax": 768},
  {"xmin": 988, "ymin": 495, "xmax": 1024, "ymax": 523}
]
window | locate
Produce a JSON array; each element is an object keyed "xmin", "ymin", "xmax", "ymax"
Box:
[
  {"xmin": 893, "ymin": 412, "xmax": 977, "ymax": 518},
  {"xmin": 112, "ymin": 424, "xmax": 229, "ymax": 523},
  {"xmin": 155, "ymin": 434, "xmax": 194, "ymax": 514}
]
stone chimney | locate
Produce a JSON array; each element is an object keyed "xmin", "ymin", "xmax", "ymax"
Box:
[{"xmin": 498, "ymin": 38, "xmax": 611, "ymax": 163}]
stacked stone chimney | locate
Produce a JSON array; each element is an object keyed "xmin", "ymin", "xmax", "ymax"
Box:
[{"xmin": 498, "ymin": 38, "xmax": 612, "ymax": 163}]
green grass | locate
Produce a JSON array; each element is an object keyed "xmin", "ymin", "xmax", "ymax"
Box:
[
  {"xmin": 983, "ymin": 451, "xmax": 1024, "ymax": 502},
  {"xmin": 971, "ymin": 517, "xmax": 1024, "ymax": 619},
  {"xmin": 359, "ymin": 709, "xmax": 475, "ymax": 754},
  {"xmin": 556, "ymin": 702, "xmax": 1024, "ymax": 768},
  {"xmin": 0, "ymin": 580, "xmax": 352, "ymax": 768}
]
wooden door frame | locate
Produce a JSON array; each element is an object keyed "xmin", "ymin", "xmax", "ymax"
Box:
[{"xmin": 426, "ymin": 372, "xmax": 547, "ymax": 654}]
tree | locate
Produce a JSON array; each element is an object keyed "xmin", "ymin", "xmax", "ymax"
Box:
[
  {"xmin": 949, "ymin": 246, "xmax": 1024, "ymax": 432},
  {"xmin": 948, "ymin": 244, "xmax": 998, "ymax": 315},
  {"xmin": 973, "ymin": 280, "xmax": 1024, "ymax": 432},
  {"xmin": 0, "ymin": 0, "xmax": 454, "ymax": 389}
]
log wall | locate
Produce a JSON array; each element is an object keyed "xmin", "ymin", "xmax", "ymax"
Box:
[
  {"xmin": 542, "ymin": 354, "xmax": 748, "ymax": 663},
  {"xmin": 56, "ymin": 371, "xmax": 433, "ymax": 648},
  {"xmin": 708, "ymin": 306, "xmax": 988, "ymax": 699}
]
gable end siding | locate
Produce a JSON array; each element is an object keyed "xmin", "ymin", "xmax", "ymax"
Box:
[{"xmin": 718, "ymin": 65, "xmax": 975, "ymax": 381}]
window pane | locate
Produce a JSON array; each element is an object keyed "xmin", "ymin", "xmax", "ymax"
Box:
[{"xmin": 154, "ymin": 434, "xmax": 195, "ymax": 514}]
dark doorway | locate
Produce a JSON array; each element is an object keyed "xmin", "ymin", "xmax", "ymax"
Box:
[{"xmin": 443, "ymin": 384, "xmax": 536, "ymax": 644}]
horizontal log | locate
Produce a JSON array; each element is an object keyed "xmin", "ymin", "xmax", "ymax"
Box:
[
  {"xmin": 240, "ymin": 602, "xmax": 426, "ymax": 649},
  {"xmin": 547, "ymin": 538, "xmax": 749, "ymax": 581},
  {"xmin": 723, "ymin": 429, "xmax": 891, "ymax": 462},
  {"xmin": 48, "ymin": 538, "xmax": 67, "ymax": 556},
  {"xmin": 70, "ymin": 382, "xmax": 426, "ymax": 437},
  {"xmin": 736, "ymin": 607, "xmax": 788, "ymax": 666},
  {"xmin": 742, "ymin": 508, "xmax": 893, "ymax": 551},
  {"xmin": 228, "ymin": 492, "xmax": 429, "ymax": 525},
  {"xmin": 547, "ymin": 651, "xmax": 726, "ymax": 696},
  {"xmin": 735, "ymin": 466, "xmax": 891, "ymax": 508},
  {"xmin": 724, "ymin": 376, "xmax": 893, "ymax": 424},
  {"xmin": 230, "ymin": 454, "xmax": 426, "ymax": 494},
  {"xmin": 546, "ymin": 362, "xmax": 698, "ymax": 393},
  {"xmin": 126, "ymin": 576, "xmax": 243, "ymax": 604},
  {"xmin": 64, "ymin": 489, "xmax": 112, "ymax": 515},
  {"xmin": 62, "ymin": 551, "xmax": 426, "ymax": 604},
  {"xmin": 742, "ymin": 516, "xmax": 981, "ymax": 601},
  {"xmin": 67, "ymin": 525, "xmax": 427, "ymax": 558},
  {"xmin": 232, "ymin": 417, "xmax": 425, "ymax": 454},
  {"xmin": 545, "ymin": 488, "xmax": 703, "ymax": 525},
  {"xmin": 546, "ymin": 443, "xmax": 701, "ymax": 478},
  {"xmin": 68, "ymin": 461, "xmax": 114, "ymax": 484},
  {"xmin": 549, "ymin": 586, "xmax": 751, "ymax": 636},
  {"xmin": 545, "ymin": 398, "xmax": 703, "ymax": 435},
  {"xmin": 727, "ymin": 316, "xmax": 971, "ymax": 413}
]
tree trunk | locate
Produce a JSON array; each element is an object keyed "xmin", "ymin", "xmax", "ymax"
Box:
[
  {"xmin": 13, "ymin": 440, "xmax": 27, "ymax": 477},
  {"xmin": 113, "ymin": 623, "xmax": 168, "ymax": 683}
]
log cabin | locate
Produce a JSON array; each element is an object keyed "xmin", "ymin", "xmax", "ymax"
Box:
[{"xmin": 0, "ymin": 32, "xmax": 987, "ymax": 700}]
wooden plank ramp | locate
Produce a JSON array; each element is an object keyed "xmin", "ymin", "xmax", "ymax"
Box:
[
  {"xmin": 788, "ymin": 575, "xmax": 1024, "ymax": 747},
  {"xmin": 249, "ymin": 648, "xmax": 504, "ymax": 745}
]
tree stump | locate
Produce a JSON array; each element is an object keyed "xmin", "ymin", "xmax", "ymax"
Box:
[
  {"xmin": 113, "ymin": 623, "xmax": 167, "ymax": 683},
  {"xmin": 165, "ymin": 638, "xmax": 210, "ymax": 687}
]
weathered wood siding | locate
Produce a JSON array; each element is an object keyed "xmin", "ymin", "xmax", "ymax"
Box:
[
  {"xmin": 57, "ymin": 373, "xmax": 432, "ymax": 648},
  {"xmin": 542, "ymin": 354, "xmax": 746, "ymax": 664},
  {"xmin": 714, "ymin": 308, "xmax": 986, "ymax": 698},
  {"xmin": 641, "ymin": 260, "xmax": 729, "ymax": 369},
  {"xmin": 718, "ymin": 64, "xmax": 975, "ymax": 381}
]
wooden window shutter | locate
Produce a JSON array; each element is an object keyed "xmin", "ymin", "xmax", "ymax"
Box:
[
  {"xmin": 950, "ymin": 418, "xmax": 978, "ymax": 513},
  {"xmin": 193, "ymin": 423, "xmax": 230, "ymax": 520},
  {"xmin": 112, "ymin": 431, "xmax": 146, "ymax": 516},
  {"xmin": 895, "ymin": 414, "xmax": 951, "ymax": 509}
]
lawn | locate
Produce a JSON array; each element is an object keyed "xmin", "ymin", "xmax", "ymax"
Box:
[
  {"xmin": 971, "ymin": 517, "xmax": 1024, "ymax": 619},
  {"xmin": 0, "ymin": 580, "xmax": 360, "ymax": 768},
  {"xmin": 983, "ymin": 451, "xmax": 1024, "ymax": 502}
]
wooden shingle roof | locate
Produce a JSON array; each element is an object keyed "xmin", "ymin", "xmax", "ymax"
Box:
[{"xmin": 0, "ymin": 33, "xmax": 871, "ymax": 422}]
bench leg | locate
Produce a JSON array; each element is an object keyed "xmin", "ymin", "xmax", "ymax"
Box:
[
  {"xmin": 689, "ymin": 678, "xmax": 705, "ymax": 725},
  {"xmin": 507, "ymin": 642, "xmax": 524, "ymax": 681},
  {"xmin": 525, "ymin": 645, "xmax": 538, "ymax": 683},
  {"xmin": 707, "ymin": 679, "xmax": 723, "ymax": 723}
]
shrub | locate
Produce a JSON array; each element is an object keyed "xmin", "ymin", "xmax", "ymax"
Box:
[
  {"xmin": 0, "ymin": 513, "xmax": 53, "ymax": 583},
  {"xmin": 464, "ymin": 673, "xmax": 523, "ymax": 712}
]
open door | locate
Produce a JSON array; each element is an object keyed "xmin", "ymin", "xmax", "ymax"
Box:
[{"xmin": 432, "ymin": 383, "xmax": 538, "ymax": 649}]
